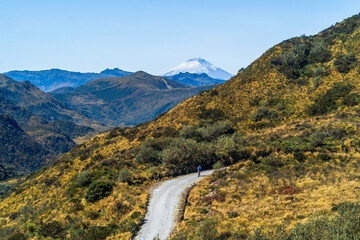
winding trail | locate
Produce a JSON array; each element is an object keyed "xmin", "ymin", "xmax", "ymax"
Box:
[{"xmin": 136, "ymin": 170, "xmax": 213, "ymax": 240}]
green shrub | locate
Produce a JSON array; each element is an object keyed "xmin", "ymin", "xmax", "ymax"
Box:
[
  {"xmin": 72, "ymin": 225, "xmax": 114, "ymax": 240},
  {"xmin": 85, "ymin": 181, "xmax": 113, "ymax": 203},
  {"xmin": 213, "ymin": 161, "xmax": 225, "ymax": 177},
  {"xmin": 135, "ymin": 146, "xmax": 160, "ymax": 164},
  {"xmin": 310, "ymin": 131, "xmax": 327, "ymax": 147},
  {"xmin": 198, "ymin": 122, "xmax": 235, "ymax": 141},
  {"xmin": 342, "ymin": 92, "xmax": 360, "ymax": 106},
  {"xmin": 309, "ymin": 81, "xmax": 353, "ymax": 115},
  {"xmin": 118, "ymin": 169, "xmax": 132, "ymax": 183},
  {"xmin": 197, "ymin": 107, "xmax": 225, "ymax": 121},
  {"xmin": 326, "ymin": 126, "xmax": 346, "ymax": 139},
  {"xmin": 251, "ymin": 106, "xmax": 278, "ymax": 122},
  {"xmin": 312, "ymin": 76, "xmax": 322, "ymax": 89},
  {"xmin": 135, "ymin": 139, "xmax": 172, "ymax": 164},
  {"xmin": 162, "ymin": 138, "xmax": 202, "ymax": 174},
  {"xmin": 39, "ymin": 221, "xmax": 65, "ymax": 238},
  {"xmin": 317, "ymin": 152, "xmax": 332, "ymax": 161},
  {"xmin": 334, "ymin": 53, "xmax": 358, "ymax": 73},
  {"xmin": 196, "ymin": 218, "xmax": 218, "ymax": 240},
  {"xmin": 7, "ymin": 232, "xmax": 26, "ymax": 240},
  {"xmin": 227, "ymin": 211, "xmax": 239, "ymax": 218},
  {"xmin": 308, "ymin": 41, "xmax": 331, "ymax": 63},
  {"xmin": 263, "ymin": 156, "xmax": 284, "ymax": 168},
  {"xmin": 179, "ymin": 125, "xmax": 201, "ymax": 140},
  {"xmin": 76, "ymin": 171, "xmax": 93, "ymax": 187},
  {"xmin": 293, "ymin": 151, "xmax": 306, "ymax": 162}
]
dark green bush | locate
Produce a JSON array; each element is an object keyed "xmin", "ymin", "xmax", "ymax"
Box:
[
  {"xmin": 162, "ymin": 138, "xmax": 203, "ymax": 174},
  {"xmin": 39, "ymin": 221, "xmax": 65, "ymax": 238},
  {"xmin": 196, "ymin": 218, "xmax": 218, "ymax": 240},
  {"xmin": 71, "ymin": 225, "xmax": 114, "ymax": 240},
  {"xmin": 135, "ymin": 138, "xmax": 172, "ymax": 164},
  {"xmin": 310, "ymin": 131, "xmax": 327, "ymax": 147},
  {"xmin": 317, "ymin": 152, "xmax": 332, "ymax": 161},
  {"xmin": 342, "ymin": 92, "xmax": 360, "ymax": 106},
  {"xmin": 251, "ymin": 106, "xmax": 278, "ymax": 122},
  {"xmin": 7, "ymin": 232, "xmax": 26, "ymax": 240},
  {"xmin": 198, "ymin": 122, "xmax": 235, "ymax": 141},
  {"xmin": 263, "ymin": 156, "xmax": 284, "ymax": 168},
  {"xmin": 135, "ymin": 146, "xmax": 160, "ymax": 164},
  {"xmin": 85, "ymin": 181, "xmax": 113, "ymax": 203},
  {"xmin": 293, "ymin": 151, "xmax": 306, "ymax": 162},
  {"xmin": 227, "ymin": 211, "xmax": 239, "ymax": 218},
  {"xmin": 76, "ymin": 171, "xmax": 93, "ymax": 187},
  {"xmin": 334, "ymin": 53, "xmax": 358, "ymax": 73},
  {"xmin": 326, "ymin": 126, "xmax": 346, "ymax": 139},
  {"xmin": 118, "ymin": 169, "xmax": 132, "ymax": 183},
  {"xmin": 197, "ymin": 107, "xmax": 225, "ymax": 121},
  {"xmin": 308, "ymin": 41, "xmax": 331, "ymax": 63},
  {"xmin": 312, "ymin": 77, "xmax": 322, "ymax": 89},
  {"xmin": 309, "ymin": 81, "xmax": 354, "ymax": 115},
  {"xmin": 179, "ymin": 125, "xmax": 201, "ymax": 139},
  {"xmin": 279, "ymin": 42, "xmax": 310, "ymax": 69}
]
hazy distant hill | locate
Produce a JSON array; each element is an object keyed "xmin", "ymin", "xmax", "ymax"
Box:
[
  {"xmin": 167, "ymin": 72, "xmax": 226, "ymax": 86},
  {"xmin": 3, "ymin": 68, "xmax": 133, "ymax": 92},
  {"xmin": 52, "ymin": 71, "xmax": 218, "ymax": 126}
]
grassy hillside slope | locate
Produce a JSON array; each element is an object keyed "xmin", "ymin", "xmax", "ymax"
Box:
[{"xmin": 2, "ymin": 13, "xmax": 360, "ymax": 240}]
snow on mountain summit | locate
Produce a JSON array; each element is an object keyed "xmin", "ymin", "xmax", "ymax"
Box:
[{"xmin": 164, "ymin": 58, "xmax": 232, "ymax": 80}]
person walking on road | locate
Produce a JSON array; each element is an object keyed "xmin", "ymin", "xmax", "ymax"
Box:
[{"xmin": 197, "ymin": 165, "xmax": 202, "ymax": 177}]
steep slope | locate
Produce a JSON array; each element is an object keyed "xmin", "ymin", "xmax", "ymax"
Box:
[
  {"xmin": 2, "ymin": 14, "xmax": 360, "ymax": 240},
  {"xmin": 164, "ymin": 57, "xmax": 232, "ymax": 80},
  {"xmin": 0, "ymin": 114, "xmax": 49, "ymax": 178},
  {"xmin": 4, "ymin": 68, "xmax": 133, "ymax": 92},
  {"xmin": 51, "ymin": 71, "xmax": 217, "ymax": 126},
  {"xmin": 167, "ymin": 72, "xmax": 226, "ymax": 86},
  {"xmin": 0, "ymin": 74, "xmax": 100, "ymax": 179}
]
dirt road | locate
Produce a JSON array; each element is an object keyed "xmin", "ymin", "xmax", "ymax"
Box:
[{"xmin": 136, "ymin": 170, "xmax": 213, "ymax": 240}]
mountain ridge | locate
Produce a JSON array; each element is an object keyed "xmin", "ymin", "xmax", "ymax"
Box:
[
  {"xmin": 51, "ymin": 71, "xmax": 217, "ymax": 126},
  {"xmin": 3, "ymin": 68, "xmax": 133, "ymax": 92}
]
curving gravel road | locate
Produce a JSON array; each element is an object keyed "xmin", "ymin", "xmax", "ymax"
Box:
[{"xmin": 136, "ymin": 169, "xmax": 213, "ymax": 240}]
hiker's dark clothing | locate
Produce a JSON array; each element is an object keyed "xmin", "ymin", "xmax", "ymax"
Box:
[{"xmin": 197, "ymin": 165, "xmax": 201, "ymax": 177}]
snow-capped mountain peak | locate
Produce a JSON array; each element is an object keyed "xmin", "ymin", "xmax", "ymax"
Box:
[{"xmin": 164, "ymin": 58, "xmax": 232, "ymax": 80}]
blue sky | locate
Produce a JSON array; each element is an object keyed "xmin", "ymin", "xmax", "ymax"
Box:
[{"xmin": 1, "ymin": 0, "xmax": 360, "ymax": 75}]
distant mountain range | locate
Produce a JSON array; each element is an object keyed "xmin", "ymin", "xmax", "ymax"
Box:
[
  {"xmin": 51, "ymin": 71, "xmax": 218, "ymax": 126},
  {"xmin": 164, "ymin": 57, "xmax": 233, "ymax": 80},
  {"xmin": 0, "ymin": 71, "xmax": 219, "ymax": 178},
  {"xmin": 3, "ymin": 62, "xmax": 229, "ymax": 91},
  {"xmin": 3, "ymin": 68, "xmax": 133, "ymax": 92}
]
